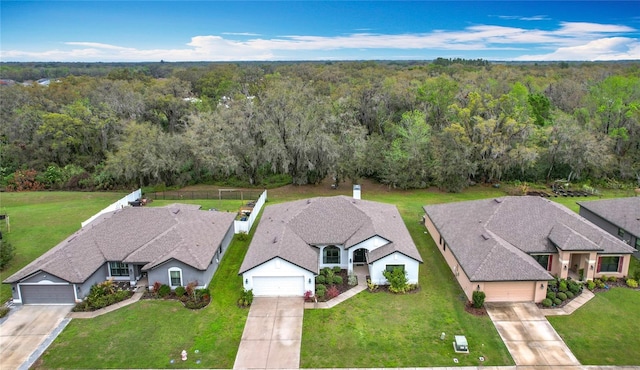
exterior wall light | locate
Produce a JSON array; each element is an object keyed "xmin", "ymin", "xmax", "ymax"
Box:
[{"xmin": 245, "ymin": 278, "xmax": 248, "ymax": 284}]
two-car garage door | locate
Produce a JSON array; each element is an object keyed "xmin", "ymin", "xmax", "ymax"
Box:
[
  {"xmin": 252, "ymin": 276, "xmax": 305, "ymax": 297},
  {"xmin": 19, "ymin": 284, "xmax": 75, "ymax": 304}
]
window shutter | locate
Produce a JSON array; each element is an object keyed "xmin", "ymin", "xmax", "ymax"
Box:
[
  {"xmin": 617, "ymin": 256, "xmax": 623, "ymax": 273},
  {"xmin": 548, "ymin": 255, "xmax": 553, "ymax": 271},
  {"xmin": 596, "ymin": 257, "xmax": 602, "ymax": 273}
]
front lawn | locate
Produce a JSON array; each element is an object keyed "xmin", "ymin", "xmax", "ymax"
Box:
[
  {"xmin": 35, "ymin": 230, "xmax": 251, "ymax": 369},
  {"xmin": 547, "ymin": 287, "xmax": 640, "ymax": 366},
  {"xmin": 301, "ymin": 209, "xmax": 512, "ymax": 367}
]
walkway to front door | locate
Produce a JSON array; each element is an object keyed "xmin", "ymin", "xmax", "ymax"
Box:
[{"xmin": 233, "ymin": 297, "xmax": 303, "ymax": 369}]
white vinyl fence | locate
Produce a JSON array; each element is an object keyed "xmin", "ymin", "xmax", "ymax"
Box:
[
  {"xmin": 81, "ymin": 189, "xmax": 142, "ymax": 228},
  {"xmin": 234, "ymin": 190, "xmax": 267, "ymax": 234}
]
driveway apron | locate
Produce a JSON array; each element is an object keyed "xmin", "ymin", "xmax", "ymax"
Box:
[
  {"xmin": 234, "ymin": 297, "xmax": 304, "ymax": 369},
  {"xmin": 0, "ymin": 305, "xmax": 72, "ymax": 369},
  {"xmin": 486, "ymin": 302, "xmax": 580, "ymax": 367}
]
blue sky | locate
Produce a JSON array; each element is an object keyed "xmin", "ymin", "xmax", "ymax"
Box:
[{"xmin": 1, "ymin": 1, "xmax": 639, "ymax": 62}]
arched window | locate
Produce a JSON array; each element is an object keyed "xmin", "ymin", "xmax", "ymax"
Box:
[
  {"xmin": 323, "ymin": 245, "xmax": 340, "ymax": 264},
  {"xmin": 168, "ymin": 267, "xmax": 183, "ymax": 287}
]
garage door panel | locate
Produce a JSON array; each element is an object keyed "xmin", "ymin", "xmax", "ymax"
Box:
[
  {"xmin": 484, "ymin": 281, "xmax": 535, "ymax": 302},
  {"xmin": 20, "ymin": 285, "xmax": 75, "ymax": 304},
  {"xmin": 252, "ymin": 277, "xmax": 304, "ymax": 297}
]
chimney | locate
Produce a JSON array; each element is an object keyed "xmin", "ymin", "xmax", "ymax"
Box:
[{"xmin": 353, "ymin": 184, "xmax": 361, "ymax": 200}]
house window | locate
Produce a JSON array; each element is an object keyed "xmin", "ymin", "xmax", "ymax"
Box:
[
  {"xmin": 532, "ymin": 255, "xmax": 552, "ymax": 271},
  {"xmin": 168, "ymin": 268, "xmax": 183, "ymax": 287},
  {"xmin": 618, "ymin": 228, "xmax": 625, "ymax": 237},
  {"xmin": 109, "ymin": 262, "xmax": 129, "ymax": 277},
  {"xmin": 597, "ymin": 256, "xmax": 621, "ymax": 273},
  {"xmin": 385, "ymin": 264, "xmax": 405, "ymax": 273},
  {"xmin": 635, "ymin": 238, "xmax": 640, "ymax": 250},
  {"xmin": 323, "ymin": 245, "xmax": 340, "ymax": 264}
]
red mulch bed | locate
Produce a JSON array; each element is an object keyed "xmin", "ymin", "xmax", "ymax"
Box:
[{"xmin": 464, "ymin": 302, "xmax": 487, "ymax": 316}]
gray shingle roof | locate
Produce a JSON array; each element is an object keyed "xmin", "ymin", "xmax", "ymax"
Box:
[
  {"xmin": 577, "ymin": 197, "xmax": 640, "ymax": 237},
  {"xmin": 239, "ymin": 196, "xmax": 422, "ymax": 274},
  {"xmin": 4, "ymin": 205, "xmax": 236, "ymax": 284},
  {"xmin": 423, "ymin": 196, "xmax": 635, "ymax": 282}
]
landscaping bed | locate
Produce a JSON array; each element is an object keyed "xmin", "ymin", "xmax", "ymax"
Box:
[
  {"xmin": 72, "ymin": 280, "xmax": 134, "ymax": 312},
  {"xmin": 142, "ymin": 282, "xmax": 211, "ymax": 310},
  {"xmin": 308, "ymin": 268, "xmax": 359, "ymax": 302}
]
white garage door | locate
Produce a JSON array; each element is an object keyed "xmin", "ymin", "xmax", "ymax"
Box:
[
  {"xmin": 20, "ymin": 284, "xmax": 75, "ymax": 304},
  {"xmin": 483, "ymin": 281, "xmax": 535, "ymax": 302},
  {"xmin": 252, "ymin": 276, "xmax": 304, "ymax": 297}
]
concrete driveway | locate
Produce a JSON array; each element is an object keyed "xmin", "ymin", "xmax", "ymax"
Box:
[
  {"xmin": 0, "ymin": 305, "xmax": 72, "ymax": 370},
  {"xmin": 486, "ymin": 302, "xmax": 580, "ymax": 367},
  {"xmin": 234, "ymin": 297, "xmax": 303, "ymax": 369}
]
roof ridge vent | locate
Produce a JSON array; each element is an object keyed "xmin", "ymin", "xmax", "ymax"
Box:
[
  {"xmin": 171, "ymin": 208, "xmax": 180, "ymax": 214},
  {"xmin": 481, "ymin": 234, "xmax": 490, "ymax": 241},
  {"xmin": 493, "ymin": 198, "xmax": 502, "ymax": 204},
  {"xmin": 273, "ymin": 237, "xmax": 277, "ymax": 244},
  {"xmin": 307, "ymin": 199, "xmax": 312, "ymax": 204}
]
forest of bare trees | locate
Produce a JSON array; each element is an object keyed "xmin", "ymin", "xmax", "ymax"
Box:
[{"xmin": 1, "ymin": 60, "xmax": 638, "ymax": 192}]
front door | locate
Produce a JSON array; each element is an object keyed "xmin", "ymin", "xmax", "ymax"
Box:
[{"xmin": 353, "ymin": 249, "xmax": 366, "ymax": 265}]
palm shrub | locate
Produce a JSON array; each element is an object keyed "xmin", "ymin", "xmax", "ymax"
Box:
[
  {"xmin": 472, "ymin": 290, "xmax": 486, "ymax": 308},
  {"xmin": 382, "ymin": 267, "xmax": 409, "ymax": 293}
]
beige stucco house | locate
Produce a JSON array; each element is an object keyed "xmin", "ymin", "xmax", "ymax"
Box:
[{"xmin": 423, "ymin": 197, "xmax": 636, "ymax": 303}]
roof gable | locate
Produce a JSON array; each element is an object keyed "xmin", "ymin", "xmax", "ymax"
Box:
[
  {"xmin": 240, "ymin": 196, "xmax": 422, "ymax": 274},
  {"xmin": 423, "ymin": 196, "xmax": 635, "ymax": 282},
  {"xmin": 4, "ymin": 205, "xmax": 235, "ymax": 284}
]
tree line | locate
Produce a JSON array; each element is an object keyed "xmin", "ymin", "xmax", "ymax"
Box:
[{"xmin": 1, "ymin": 61, "xmax": 638, "ymax": 192}]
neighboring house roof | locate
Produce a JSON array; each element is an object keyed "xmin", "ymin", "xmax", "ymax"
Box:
[
  {"xmin": 239, "ymin": 196, "xmax": 422, "ymax": 275},
  {"xmin": 4, "ymin": 205, "xmax": 236, "ymax": 284},
  {"xmin": 577, "ymin": 197, "xmax": 640, "ymax": 238},
  {"xmin": 423, "ymin": 196, "xmax": 636, "ymax": 282}
]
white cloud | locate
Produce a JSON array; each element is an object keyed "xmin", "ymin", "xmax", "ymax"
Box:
[
  {"xmin": 497, "ymin": 15, "xmax": 550, "ymax": 21},
  {"xmin": 515, "ymin": 37, "xmax": 640, "ymax": 61},
  {"xmin": 221, "ymin": 32, "xmax": 261, "ymax": 36},
  {"xmin": 2, "ymin": 21, "xmax": 638, "ymax": 61}
]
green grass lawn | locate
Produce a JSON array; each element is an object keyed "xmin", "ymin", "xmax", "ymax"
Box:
[
  {"xmin": 547, "ymin": 287, "xmax": 640, "ymax": 366},
  {"xmin": 0, "ymin": 191, "xmax": 125, "ymax": 302},
  {"xmin": 36, "ymin": 224, "xmax": 252, "ymax": 369}
]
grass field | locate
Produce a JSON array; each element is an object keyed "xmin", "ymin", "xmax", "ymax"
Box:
[{"xmin": 2, "ymin": 182, "xmax": 637, "ymax": 368}]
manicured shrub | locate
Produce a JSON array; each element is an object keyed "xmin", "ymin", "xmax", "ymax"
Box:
[
  {"xmin": 556, "ymin": 292, "xmax": 567, "ymax": 301},
  {"xmin": 157, "ymin": 284, "xmax": 171, "ymax": 298},
  {"xmin": 626, "ymin": 279, "xmax": 638, "ymax": 288},
  {"xmin": 174, "ymin": 286, "xmax": 186, "ymax": 297},
  {"xmin": 238, "ymin": 289, "xmax": 253, "ymax": 307},
  {"xmin": 0, "ymin": 305, "xmax": 10, "ymax": 318},
  {"xmin": 595, "ymin": 279, "xmax": 605, "ymax": 288},
  {"xmin": 558, "ymin": 280, "xmax": 568, "ymax": 292},
  {"xmin": 332, "ymin": 266, "xmax": 341, "ymax": 273},
  {"xmin": 553, "ymin": 298, "xmax": 562, "ymax": 306},
  {"xmin": 315, "ymin": 284, "xmax": 326, "ymax": 298},
  {"xmin": 303, "ymin": 290, "xmax": 314, "ymax": 302},
  {"xmin": 324, "ymin": 276, "xmax": 334, "ymax": 285},
  {"xmin": 383, "ymin": 267, "xmax": 409, "ymax": 293},
  {"xmin": 333, "ymin": 276, "xmax": 343, "ymax": 285},
  {"xmin": 315, "ymin": 275, "xmax": 326, "ymax": 284},
  {"xmin": 326, "ymin": 285, "xmax": 340, "ymax": 299},
  {"xmin": 322, "ymin": 267, "xmax": 332, "ymax": 276},
  {"xmin": 568, "ymin": 280, "xmax": 581, "ymax": 294},
  {"xmin": 608, "ymin": 276, "xmax": 618, "ymax": 282},
  {"xmin": 541, "ymin": 298, "xmax": 553, "ymax": 307},
  {"xmin": 472, "ymin": 290, "xmax": 486, "ymax": 308},
  {"xmin": 546, "ymin": 291, "xmax": 556, "ymax": 300},
  {"xmin": 565, "ymin": 291, "xmax": 574, "ymax": 299},
  {"xmin": 587, "ymin": 280, "xmax": 596, "ymax": 290}
]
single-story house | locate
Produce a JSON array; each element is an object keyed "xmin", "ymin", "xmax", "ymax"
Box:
[
  {"xmin": 4, "ymin": 204, "xmax": 236, "ymax": 304},
  {"xmin": 423, "ymin": 196, "xmax": 636, "ymax": 303},
  {"xmin": 578, "ymin": 197, "xmax": 640, "ymax": 259},
  {"xmin": 239, "ymin": 195, "xmax": 423, "ymax": 296}
]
